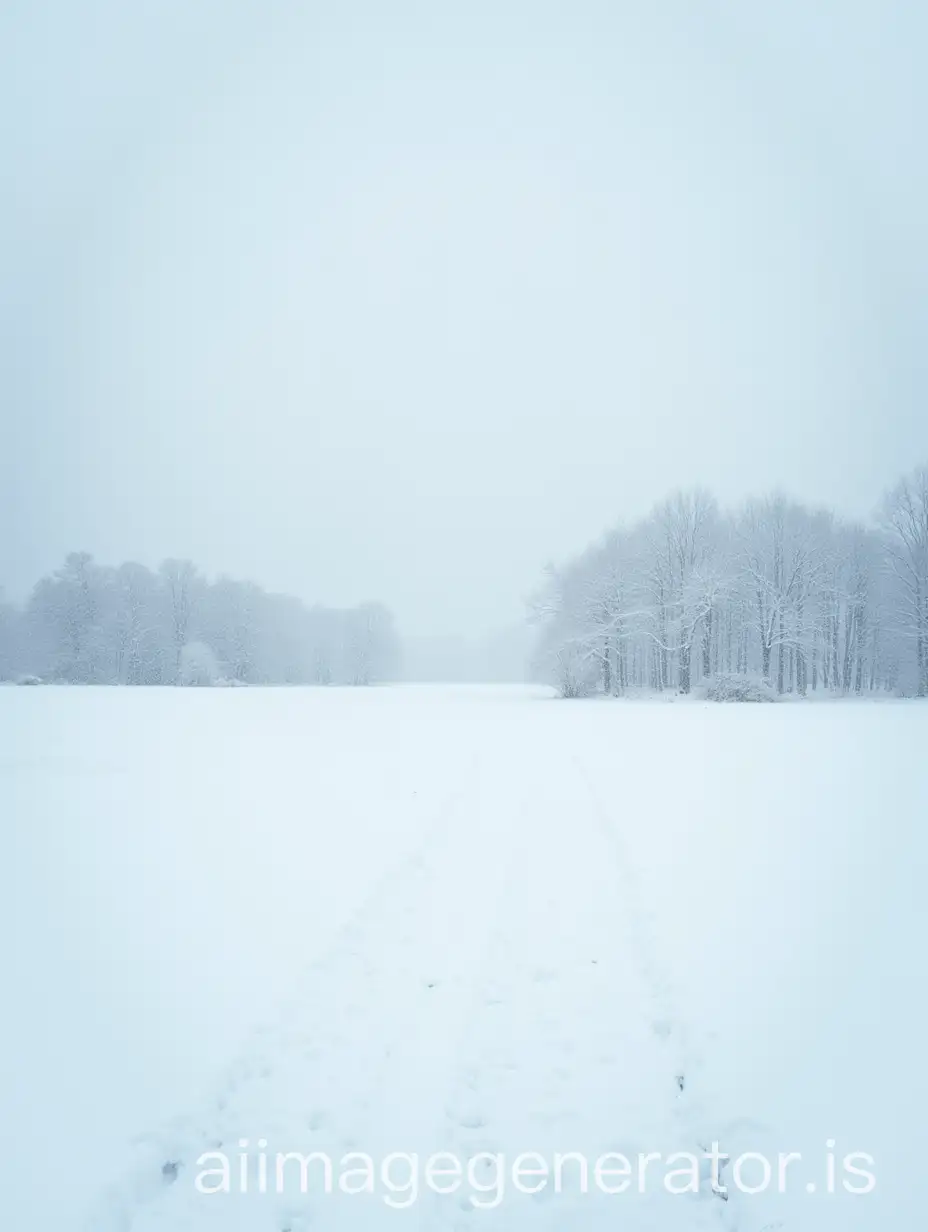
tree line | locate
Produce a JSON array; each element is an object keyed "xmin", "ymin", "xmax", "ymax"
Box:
[
  {"xmin": 531, "ymin": 464, "xmax": 928, "ymax": 699},
  {"xmin": 0, "ymin": 554, "xmax": 400, "ymax": 686}
]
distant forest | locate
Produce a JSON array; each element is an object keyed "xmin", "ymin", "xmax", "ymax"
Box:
[
  {"xmin": 5, "ymin": 462, "xmax": 928, "ymax": 697},
  {"xmin": 532, "ymin": 463, "xmax": 928, "ymax": 699},
  {"xmin": 0, "ymin": 556, "xmax": 400, "ymax": 686}
]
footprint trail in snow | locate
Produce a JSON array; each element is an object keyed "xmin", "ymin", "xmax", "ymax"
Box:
[{"xmin": 88, "ymin": 740, "xmax": 777, "ymax": 1232}]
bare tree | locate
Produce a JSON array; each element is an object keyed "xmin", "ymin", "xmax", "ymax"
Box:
[{"xmin": 881, "ymin": 466, "xmax": 928, "ymax": 696}]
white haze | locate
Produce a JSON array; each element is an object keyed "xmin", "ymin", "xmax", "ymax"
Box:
[{"xmin": 2, "ymin": 0, "xmax": 927, "ymax": 641}]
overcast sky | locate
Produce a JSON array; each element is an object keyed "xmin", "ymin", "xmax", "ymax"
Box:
[{"xmin": 2, "ymin": 0, "xmax": 926, "ymax": 637}]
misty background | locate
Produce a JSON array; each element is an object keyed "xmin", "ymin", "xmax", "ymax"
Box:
[{"xmin": 3, "ymin": 0, "xmax": 927, "ymax": 666}]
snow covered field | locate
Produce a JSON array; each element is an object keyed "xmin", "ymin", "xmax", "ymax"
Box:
[{"xmin": 1, "ymin": 685, "xmax": 924, "ymax": 1230}]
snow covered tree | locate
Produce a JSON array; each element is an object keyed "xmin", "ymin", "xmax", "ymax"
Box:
[
  {"xmin": 532, "ymin": 468, "xmax": 928, "ymax": 698},
  {"xmin": 5, "ymin": 555, "xmax": 401, "ymax": 686},
  {"xmin": 0, "ymin": 588, "xmax": 19, "ymax": 680},
  {"xmin": 341, "ymin": 602, "xmax": 400, "ymax": 685},
  {"xmin": 159, "ymin": 559, "xmax": 201, "ymax": 684},
  {"xmin": 27, "ymin": 552, "xmax": 109, "ymax": 682},
  {"xmin": 881, "ymin": 466, "xmax": 928, "ymax": 696},
  {"xmin": 111, "ymin": 562, "xmax": 166, "ymax": 684}
]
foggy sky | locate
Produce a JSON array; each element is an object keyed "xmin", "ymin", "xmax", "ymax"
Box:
[{"xmin": 3, "ymin": 0, "xmax": 926, "ymax": 638}]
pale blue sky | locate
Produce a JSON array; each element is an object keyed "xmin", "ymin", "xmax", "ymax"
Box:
[{"xmin": 2, "ymin": 0, "xmax": 926, "ymax": 635}]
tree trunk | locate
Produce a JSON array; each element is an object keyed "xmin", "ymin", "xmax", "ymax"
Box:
[
  {"xmin": 702, "ymin": 609, "xmax": 712, "ymax": 678},
  {"xmin": 679, "ymin": 642, "xmax": 691, "ymax": 694},
  {"xmin": 811, "ymin": 634, "xmax": 818, "ymax": 693},
  {"xmin": 777, "ymin": 613, "xmax": 785, "ymax": 693}
]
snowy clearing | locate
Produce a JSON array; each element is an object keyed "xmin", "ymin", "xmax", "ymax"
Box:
[{"xmin": 1, "ymin": 685, "xmax": 924, "ymax": 1230}]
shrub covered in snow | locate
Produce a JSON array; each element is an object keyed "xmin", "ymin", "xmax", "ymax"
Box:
[
  {"xmin": 699, "ymin": 672, "xmax": 778, "ymax": 703},
  {"xmin": 178, "ymin": 642, "xmax": 219, "ymax": 686},
  {"xmin": 15, "ymin": 674, "xmax": 43, "ymax": 686}
]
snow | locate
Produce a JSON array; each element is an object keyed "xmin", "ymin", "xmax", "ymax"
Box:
[{"xmin": 0, "ymin": 685, "xmax": 924, "ymax": 1230}]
